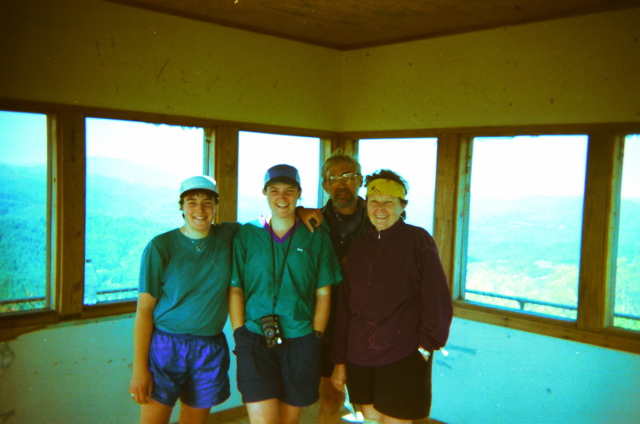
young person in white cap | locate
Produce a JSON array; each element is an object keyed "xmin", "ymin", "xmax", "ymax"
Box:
[
  {"xmin": 229, "ymin": 164, "xmax": 342, "ymax": 424},
  {"xmin": 331, "ymin": 169, "xmax": 453, "ymax": 424},
  {"xmin": 130, "ymin": 176, "xmax": 239, "ymax": 424}
]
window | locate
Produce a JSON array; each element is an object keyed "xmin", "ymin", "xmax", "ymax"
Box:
[
  {"xmin": 358, "ymin": 138, "xmax": 438, "ymax": 233},
  {"xmin": 237, "ymin": 131, "xmax": 321, "ymax": 224},
  {"xmin": 2, "ymin": 102, "xmax": 637, "ymax": 353},
  {"xmin": 85, "ymin": 118, "xmax": 204, "ymax": 304},
  {"xmin": 464, "ymin": 135, "xmax": 588, "ymax": 320},
  {"xmin": 614, "ymin": 134, "xmax": 640, "ymax": 330},
  {"xmin": 0, "ymin": 111, "xmax": 49, "ymax": 313}
]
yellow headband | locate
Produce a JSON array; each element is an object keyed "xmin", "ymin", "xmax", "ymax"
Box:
[{"xmin": 366, "ymin": 179, "xmax": 406, "ymax": 200}]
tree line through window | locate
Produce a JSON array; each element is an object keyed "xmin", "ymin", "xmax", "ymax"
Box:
[{"xmin": 1, "ymin": 110, "xmax": 638, "ymax": 341}]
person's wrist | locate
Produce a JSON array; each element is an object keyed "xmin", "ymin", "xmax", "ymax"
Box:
[{"xmin": 313, "ymin": 330, "xmax": 324, "ymax": 340}]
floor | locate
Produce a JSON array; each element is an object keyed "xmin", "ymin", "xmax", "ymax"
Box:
[
  {"xmin": 207, "ymin": 403, "xmax": 445, "ymax": 424},
  {"xmin": 207, "ymin": 402, "xmax": 328, "ymax": 424}
]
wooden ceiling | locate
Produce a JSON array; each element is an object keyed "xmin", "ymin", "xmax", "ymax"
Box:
[{"xmin": 106, "ymin": 0, "xmax": 640, "ymax": 50}]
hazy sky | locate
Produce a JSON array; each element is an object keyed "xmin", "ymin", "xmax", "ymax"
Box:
[{"xmin": 1, "ymin": 112, "xmax": 638, "ymax": 199}]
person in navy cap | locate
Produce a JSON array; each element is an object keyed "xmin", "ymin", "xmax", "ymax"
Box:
[{"xmin": 229, "ymin": 164, "xmax": 342, "ymax": 424}]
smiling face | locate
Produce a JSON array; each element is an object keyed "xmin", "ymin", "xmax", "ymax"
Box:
[
  {"xmin": 322, "ymin": 161, "xmax": 362, "ymax": 214},
  {"xmin": 181, "ymin": 192, "xmax": 216, "ymax": 236},
  {"xmin": 367, "ymin": 193, "xmax": 406, "ymax": 231},
  {"xmin": 264, "ymin": 182, "xmax": 301, "ymax": 220}
]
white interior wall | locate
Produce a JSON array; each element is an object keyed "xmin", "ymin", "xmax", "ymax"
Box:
[
  {"xmin": 0, "ymin": 0, "xmax": 341, "ymax": 130},
  {"xmin": 1, "ymin": 317, "xmax": 240, "ymax": 423},
  {"xmin": 339, "ymin": 8, "xmax": 640, "ymax": 131},
  {"xmin": 432, "ymin": 319, "xmax": 640, "ymax": 423}
]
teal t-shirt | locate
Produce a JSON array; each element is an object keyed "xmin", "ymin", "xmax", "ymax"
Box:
[
  {"xmin": 139, "ymin": 222, "xmax": 240, "ymax": 336},
  {"xmin": 231, "ymin": 218, "xmax": 342, "ymax": 338}
]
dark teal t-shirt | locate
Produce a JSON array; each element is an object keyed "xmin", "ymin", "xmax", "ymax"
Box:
[
  {"xmin": 139, "ymin": 222, "xmax": 240, "ymax": 336},
  {"xmin": 231, "ymin": 218, "xmax": 342, "ymax": 338}
]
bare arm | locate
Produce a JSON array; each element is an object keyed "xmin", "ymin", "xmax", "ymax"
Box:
[
  {"xmin": 312, "ymin": 285, "xmax": 332, "ymax": 334},
  {"xmin": 228, "ymin": 287, "xmax": 246, "ymax": 331},
  {"xmin": 129, "ymin": 292, "xmax": 157, "ymax": 405}
]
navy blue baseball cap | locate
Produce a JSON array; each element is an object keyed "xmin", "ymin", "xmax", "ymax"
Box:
[{"xmin": 264, "ymin": 164, "xmax": 301, "ymax": 189}]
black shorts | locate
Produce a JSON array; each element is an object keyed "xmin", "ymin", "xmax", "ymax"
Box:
[
  {"xmin": 233, "ymin": 325, "xmax": 323, "ymax": 407},
  {"xmin": 320, "ymin": 341, "xmax": 335, "ymax": 378},
  {"xmin": 346, "ymin": 350, "xmax": 433, "ymax": 420}
]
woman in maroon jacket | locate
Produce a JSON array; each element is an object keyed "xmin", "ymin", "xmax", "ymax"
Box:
[{"xmin": 331, "ymin": 169, "xmax": 453, "ymax": 424}]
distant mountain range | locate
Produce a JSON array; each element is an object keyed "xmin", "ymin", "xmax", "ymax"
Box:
[{"xmin": 1, "ymin": 159, "xmax": 638, "ymax": 304}]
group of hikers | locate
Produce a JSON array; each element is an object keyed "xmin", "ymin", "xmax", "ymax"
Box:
[{"xmin": 129, "ymin": 150, "xmax": 453, "ymax": 424}]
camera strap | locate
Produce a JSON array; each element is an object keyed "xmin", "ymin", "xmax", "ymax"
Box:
[{"xmin": 269, "ymin": 221, "xmax": 296, "ymax": 314}]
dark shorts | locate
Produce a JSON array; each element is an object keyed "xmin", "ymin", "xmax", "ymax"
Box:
[
  {"xmin": 149, "ymin": 328, "xmax": 230, "ymax": 409},
  {"xmin": 233, "ymin": 325, "xmax": 323, "ymax": 407},
  {"xmin": 320, "ymin": 341, "xmax": 334, "ymax": 378},
  {"xmin": 346, "ymin": 350, "xmax": 433, "ymax": 420}
]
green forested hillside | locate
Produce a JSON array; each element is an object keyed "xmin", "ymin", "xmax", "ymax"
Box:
[{"xmin": 1, "ymin": 161, "xmax": 638, "ymax": 322}]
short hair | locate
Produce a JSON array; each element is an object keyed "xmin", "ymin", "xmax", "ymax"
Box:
[
  {"xmin": 365, "ymin": 169, "xmax": 409, "ymax": 219},
  {"xmin": 179, "ymin": 189, "xmax": 219, "ymax": 209},
  {"xmin": 321, "ymin": 149, "xmax": 361, "ymax": 181}
]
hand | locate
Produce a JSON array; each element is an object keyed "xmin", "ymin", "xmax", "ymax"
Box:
[
  {"xmin": 331, "ymin": 364, "xmax": 347, "ymax": 392},
  {"xmin": 297, "ymin": 207, "xmax": 323, "ymax": 232},
  {"xmin": 129, "ymin": 367, "xmax": 154, "ymax": 405},
  {"xmin": 418, "ymin": 347, "xmax": 432, "ymax": 362}
]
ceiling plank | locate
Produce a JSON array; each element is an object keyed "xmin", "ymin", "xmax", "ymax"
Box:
[{"xmin": 105, "ymin": 0, "xmax": 640, "ymax": 50}]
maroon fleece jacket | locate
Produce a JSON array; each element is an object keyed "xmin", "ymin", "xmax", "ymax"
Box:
[{"xmin": 331, "ymin": 219, "xmax": 453, "ymax": 367}]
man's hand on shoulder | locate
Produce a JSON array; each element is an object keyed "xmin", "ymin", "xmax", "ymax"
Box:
[{"xmin": 297, "ymin": 207, "xmax": 323, "ymax": 232}]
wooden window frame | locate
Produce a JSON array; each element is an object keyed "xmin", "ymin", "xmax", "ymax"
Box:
[
  {"xmin": 0, "ymin": 99, "xmax": 337, "ymax": 340},
  {"xmin": 1, "ymin": 99, "xmax": 638, "ymax": 354},
  {"xmin": 343, "ymin": 124, "xmax": 640, "ymax": 354}
]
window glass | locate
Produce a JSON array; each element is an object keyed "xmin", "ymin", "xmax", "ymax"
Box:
[
  {"xmin": 237, "ymin": 131, "xmax": 320, "ymax": 224},
  {"xmin": 0, "ymin": 111, "xmax": 48, "ymax": 313},
  {"xmin": 465, "ymin": 135, "xmax": 587, "ymax": 320},
  {"xmin": 358, "ymin": 138, "xmax": 437, "ymax": 233},
  {"xmin": 614, "ymin": 134, "xmax": 640, "ymax": 331},
  {"xmin": 85, "ymin": 118, "xmax": 203, "ymax": 304}
]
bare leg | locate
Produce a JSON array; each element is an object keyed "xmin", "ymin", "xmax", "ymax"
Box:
[
  {"xmin": 140, "ymin": 398, "xmax": 173, "ymax": 424},
  {"xmin": 279, "ymin": 401, "xmax": 303, "ymax": 424},
  {"xmin": 360, "ymin": 404, "xmax": 383, "ymax": 422},
  {"xmin": 178, "ymin": 401, "xmax": 212, "ymax": 424},
  {"xmin": 381, "ymin": 415, "xmax": 412, "ymax": 424},
  {"xmin": 361, "ymin": 404, "xmax": 413, "ymax": 424},
  {"xmin": 246, "ymin": 399, "xmax": 280, "ymax": 424},
  {"xmin": 318, "ymin": 376, "xmax": 346, "ymax": 424}
]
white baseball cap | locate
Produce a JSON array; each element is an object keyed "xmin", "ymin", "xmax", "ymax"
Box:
[{"xmin": 179, "ymin": 175, "xmax": 219, "ymax": 197}]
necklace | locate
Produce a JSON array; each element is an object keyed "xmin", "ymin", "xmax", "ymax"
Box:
[
  {"xmin": 190, "ymin": 238, "xmax": 206, "ymax": 251},
  {"xmin": 181, "ymin": 228, "xmax": 207, "ymax": 251}
]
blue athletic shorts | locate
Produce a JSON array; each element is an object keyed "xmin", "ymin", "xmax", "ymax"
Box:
[
  {"xmin": 149, "ymin": 328, "xmax": 230, "ymax": 409},
  {"xmin": 233, "ymin": 325, "xmax": 323, "ymax": 407}
]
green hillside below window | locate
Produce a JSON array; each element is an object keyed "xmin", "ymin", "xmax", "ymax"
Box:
[
  {"xmin": 464, "ymin": 135, "xmax": 588, "ymax": 321},
  {"xmin": 614, "ymin": 135, "xmax": 640, "ymax": 331},
  {"xmin": 0, "ymin": 111, "xmax": 48, "ymax": 313},
  {"xmin": 85, "ymin": 118, "xmax": 204, "ymax": 304}
]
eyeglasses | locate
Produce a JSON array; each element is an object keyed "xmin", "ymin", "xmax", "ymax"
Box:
[{"xmin": 326, "ymin": 172, "xmax": 360, "ymax": 186}]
